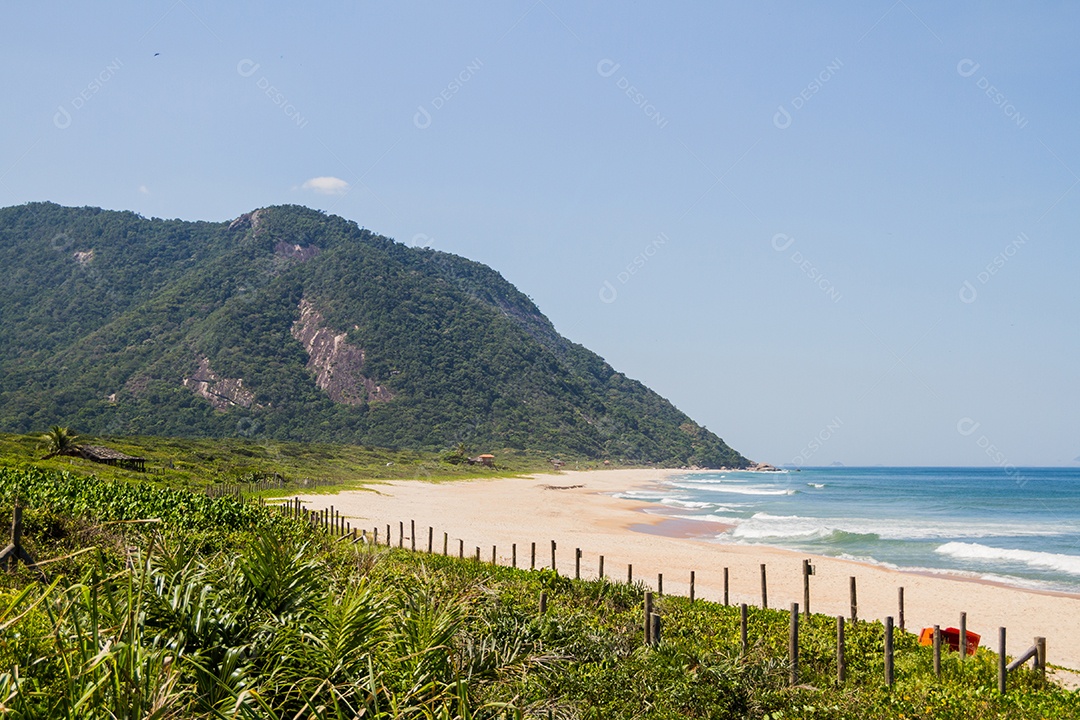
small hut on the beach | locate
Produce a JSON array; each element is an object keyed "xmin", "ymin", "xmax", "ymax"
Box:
[{"xmin": 468, "ymin": 453, "xmax": 496, "ymax": 467}]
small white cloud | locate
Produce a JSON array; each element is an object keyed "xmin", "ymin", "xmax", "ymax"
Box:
[
  {"xmin": 138, "ymin": 185, "xmax": 150, "ymax": 195},
  {"xmin": 302, "ymin": 176, "xmax": 349, "ymax": 195}
]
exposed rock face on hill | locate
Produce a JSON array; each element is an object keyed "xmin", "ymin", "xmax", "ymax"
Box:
[
  {"xmin": 182, "ymin": 357, "xmax": 257, "ymax": 411},
  {"xmin": 275, "ymin": 241, "xmax": 320, "ymax": 262},
  {"xmin": 0, "ymin": 202, "xmax": 749, "ymax": 468},
  {"xmin": 290, "ymin": 298, "xmax": 393, "ymax": 405}
]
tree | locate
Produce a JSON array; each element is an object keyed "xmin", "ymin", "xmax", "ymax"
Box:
[
  {"xmin": 41, "ymin": 425, "xmax": 79, "ymax": 459},
  {"xmin": 442, "ymin": 441, "xmax": 468, "ymax": 465}
]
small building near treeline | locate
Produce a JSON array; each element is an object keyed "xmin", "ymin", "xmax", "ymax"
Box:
[
  {"xmin": 468, "ymin": 453, "xmax": 496, "ymax": 467},
  {"xmin": 78, "ymin": 445, "xmax": 147, "ymax": 472}
]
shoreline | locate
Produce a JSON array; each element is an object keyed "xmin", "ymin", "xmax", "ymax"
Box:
[
  {"xmin": 616, "ymin": 484, "xmax": 1080, "ymax": 603},
  {"xmin": 295, "ymin": 467, "xmax": 1080, "ymax": 672},
  {"xmin": 616, "ymin": 469, "xmax": 1080, "ymax": 601}
]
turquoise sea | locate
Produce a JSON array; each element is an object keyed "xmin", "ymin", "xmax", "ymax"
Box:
[{"xmin": 617, "ymin": 467, "xmax": 1080, "ymax": 594}]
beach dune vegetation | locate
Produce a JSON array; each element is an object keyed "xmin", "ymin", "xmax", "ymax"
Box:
[{"xmin": 1, "ymin": 466, "xmax": 1078, "ymax": 718}]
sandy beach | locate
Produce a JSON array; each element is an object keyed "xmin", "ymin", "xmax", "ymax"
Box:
[{"xmin": 295, "ymin": 468, "xmax": 1080, "ymax": 674}]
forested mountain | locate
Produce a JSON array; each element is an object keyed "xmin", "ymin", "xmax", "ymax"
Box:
[{"xmin": 0, "ymin": 203, "xmax": 748, "ymax": 467}]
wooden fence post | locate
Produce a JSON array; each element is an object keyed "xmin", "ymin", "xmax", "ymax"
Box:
[
  {"xmin": 933, "ymin": 625, "xmax": 941, "ymax": 679},
  {"xmin": 539, "ymin": 591, "xmax": 547, "ymax": 614},
  {"xmin": 723, "ymin": 567, "xmax": 729, "ymax": 605},
  {"xmin": 374, "ymin": 527, "xmax": 379, "ymax": 545},
  {"xmin": 6, "ymin": 505, "xmax": 18, "ymax": 561},
  {"xmin": 690, "ymin": 571, "xmax": 695, "ymax": 602},
  {"xmin": 760, "ymin": 564, "xmax": 768, "ymax": 609},
  {"xmin": 459, "ymin": 539, "xmax": 464, "ymax": 559},
  {"xmin": 998, "ymin": 627, "xmax": 1007, "ymax": 695},
  {"xmin": 0, "ymin": 506, "xmax": 39, "ymax": 572},
  {"xmin": 789, "ymin": 603, "xmax": 799, "ymax": 686},
  {"xmin": 644, "ymin": 592, "xmax": 653, "ymax": 645},
  {"xmin": 410, "ymin": 520, "xmax": 415, "ymax": 551},
  {"xmin": 960, "ymin": 612, "xmax": 967, "ymax": 661},
  {"xmin": 443, "ymin": 532, "xmax": 448, "ymax": 555},
  {"xmin": 575, "ymin": 548, "xmax": 581, "ymax": 579},
  {"xmin": 740, "ymin": 604, "xmax": 748, "ymax": 657},
  {"xmin": 599, "ymin": 555, "xmax": 604, "ymax": 579},
  {"xmin": 884, "ymin": 616, "xmax": 894, "ymax": 687},
  {"xmin": 475, "ymin": 546, "xmax": 480, "ymax": 562},
  {"xmin": 1036, "ymin": 636, "xmax": 1046, "ymax": 679},
  {"xmin": 837, "ymin": 616, "xmax": 845, "ymax": 684},
  {"xmin": 512, "ymin": 543, "xmax": 517, "ymax": 568},
  {"xmin": 531, "ymin": 542, "xmax": 536, "ymax": 570},
  {"xmin": 849, "ymin": 576, "xmax": 858, "ymax": 622},
  {"xmin": 386, "ymin": 524, "xmax": 391, "ymax": 547},
  {"xmin": 491, "ymin": 545, "xmax": 496, "ymax": 565},
  {"xmin": 428, "ymin": 526, "xmax": 433, "ymax": 553},
  {"xmin": 650, "ymin": 613, "xmax": 661, "ymax": 645},
  {"xmin": 550, "ymin": 540, "xmax": 556, "ymax": 572},
  {"xmin": 398, "ymin": 521, "xmax": 403, "ymax": 548},
  {"xmin": 657, "ymin": 573, "xmax": 663, "ymax": 595},
  {"xmin": 628, "ymin": 563, "xmax": 633, "ymax": 584},
  {"xmin": 803, "ymin": 559, "xmax": 813, "ymax": 616},
  {"xmin": 898, "ymin": 586, "xmax": 905, "ymax": 631}
]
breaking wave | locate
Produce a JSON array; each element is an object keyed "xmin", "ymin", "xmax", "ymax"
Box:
[{"xmin": 935, "ymin": 542, "xmax": 1080, "ymax": 577}]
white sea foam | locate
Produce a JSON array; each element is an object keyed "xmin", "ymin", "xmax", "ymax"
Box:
[
  {"xmin": 667, "ymin": 513, "xmax": 740, "ymax": 525},
  {"xmin": 660, "ymin": 498, "xmax": 713, "ymax": 509},
  {"xmin": 730, "ymin": 513, "xmax": 1068, "ymax": 542},
  {"xmin": 935, "ymin": 542, "xmax": 1080, "ymax": 576},
  {"xmin": 827, "ymin": 556, "xmax": 1070, "ymax": 593},
  {"xmin": 669, "ymin": 482, "xmax": 795, "ymax": 496},
  {"xmin": 612, "ymin": 490, "xmax": 669, "ymax": 501},
  {"xmin": 807, "ymin": 482, "xmax": 826, "ymax": 488},
  {"xmin": 731, "ymin": 514, "xmax": 839, "ymax": 540},
  {"xmin": 673, "ymin": 475, "xmax": 775, "ymax": 486}
]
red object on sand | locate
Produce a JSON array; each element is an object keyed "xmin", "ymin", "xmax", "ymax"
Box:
[{"xmin": 919, "ymin": 626, "xmax": 980, "ymax": 655}]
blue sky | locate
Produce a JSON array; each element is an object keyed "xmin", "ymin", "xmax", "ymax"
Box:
[{"xmin": 2, "ymin": 2, "xmax": 1078, "ymax": 466}]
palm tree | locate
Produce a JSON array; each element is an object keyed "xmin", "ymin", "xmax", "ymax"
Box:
[
  {"xmin": 443, "ymin": 441, "xmax": 469, "ymax": 465},
  {"xmin": 41, "ymin": 425, "xmax": 79, "ymax": 459}
]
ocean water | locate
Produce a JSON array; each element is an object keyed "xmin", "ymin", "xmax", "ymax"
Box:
[{"xmin": 617, "ymin": 467, "xmax": 1080, "ymax": 594}]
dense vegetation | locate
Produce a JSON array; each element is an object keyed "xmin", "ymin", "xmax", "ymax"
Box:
[
  {"xmin": 0, "ymin": 202, "xmax": 746, "ymax": 468},
  {"xmin": 0, "ymin": 431, "xmax": 560, "ymax": 493},
  {"xmin": 1, "ymin": 466, "xmax": 1076, "ymax": 718}
]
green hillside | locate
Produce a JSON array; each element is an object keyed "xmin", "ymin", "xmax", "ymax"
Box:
[{"xmin": 0, "ymin": 202, "xmax": 748, "ymax": 468}]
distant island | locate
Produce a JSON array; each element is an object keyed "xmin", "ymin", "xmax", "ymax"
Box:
[{"xmin": 0, "ymin": 203, "xmax": 748, "ymax": 468}]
